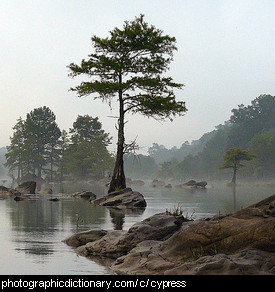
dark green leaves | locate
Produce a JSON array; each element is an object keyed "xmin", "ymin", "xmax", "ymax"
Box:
[
  {"xmin": 220, "ymin": 147, "xmax": 256, "ymax": 170},
  {"xmin": 68, "ymin": 14, "xmax": 186, "ymax": 120}
]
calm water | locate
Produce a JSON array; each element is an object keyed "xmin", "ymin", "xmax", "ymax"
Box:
[{"xmin": 0, "ymin": 181, "xmax": 274, "ymax": 275}]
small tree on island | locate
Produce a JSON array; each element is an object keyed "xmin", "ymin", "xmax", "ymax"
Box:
[
  {"xmin": 220, "ymin": 147, "xmax": 256, "ymax": 184},
  {"xmin": 68, "ymin": 15, "xmax": 187, "ymax": 192}
]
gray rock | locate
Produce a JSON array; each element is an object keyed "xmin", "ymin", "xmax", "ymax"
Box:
[
  {"xmin": 91, "ymin": 188, "xmax": 146, "ymax": 209},
  {"xmin": 175, "ymin": 180, "xmax": 207, "ymax": 189},
  {"xmin": 16, "ymin": 181, "xmax": 36, "ymax": 194},
  {"xmin": 65, "ymin": 213, "xmax": 186, "ymax": 259},
  {"xmin": 72, "ymin": 191, "xmax": 96, "ymax": 200},
  {"xmin": 165, "ymin": 248, "xmax": 275, "ymax": 275},
  {"xmin": 64, "ymin": 194, "xmax": 275, "ymax": 275},
  {"xmin": 195, "ymin": 181, "xmax": 207, "ymax": 188},
  {"xmin": 0, "ymin": 186, "xmax": 21, "ymax": 197},
  {"xmin": 150, "ymin": 180, "xmax": 166, "ymax": 187},
  {"xmin": 63, "ymin": 229, "xmax": 108, "ymax": 248},
  {"xmin": 112, "ymin": 194, "xmax": 275, "ymax": 274}
]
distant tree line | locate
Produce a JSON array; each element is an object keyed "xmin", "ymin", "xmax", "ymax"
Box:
[
  {"xmin": 5, "ymin": 106, "xmax": 113, "ymax": 183},
  {"xmin": 148, "ymin": 94, "xmax": 274, "ymax": 181},
  {"xmin": 4, "ymin": 95, "xmax": 274, "ymax": 183}
]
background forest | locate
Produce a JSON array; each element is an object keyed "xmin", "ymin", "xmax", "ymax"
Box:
[{"xmin": 0, "ymin": 94, "xmax": 274, "ymax": 183}]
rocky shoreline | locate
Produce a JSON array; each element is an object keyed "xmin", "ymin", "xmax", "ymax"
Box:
[{"xmin": 64, "ymin": 193, "xmax": 275, "ymax": 275}]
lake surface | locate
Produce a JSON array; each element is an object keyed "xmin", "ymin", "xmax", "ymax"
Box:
[{"xmin": 0, "ymin": 181, "xmax": 274, "ymax": 275}]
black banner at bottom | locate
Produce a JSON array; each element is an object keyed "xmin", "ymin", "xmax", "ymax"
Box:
[{"xmin": 0, "ymin": 275, "xmax": 272, "ymax": 291}]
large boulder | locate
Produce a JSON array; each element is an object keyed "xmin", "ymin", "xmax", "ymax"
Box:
[
  {"xmin": 112, "ymin": 194, "xmax": 275, "ymax": 274},
  {"xmin": 16, "ymin": 181, "xmax": 36, "ymax": 194},
  {"xmin": 0, "ymin": 186, "xmax": 20, "ymax": 198},
  {"xmin": 164, "ymin": 248, "xmax": 275, "ymax": 275},
  {"xmin": 91, "ymin": 188, "xmax": 146, "ymax": 209},
  {"xmin": 64, "ymin": 213, "xmax": 187, "ymax": 259},
  {"xmin": 64, "ymin": 194, "xmax": 275, "ymax": 275}
]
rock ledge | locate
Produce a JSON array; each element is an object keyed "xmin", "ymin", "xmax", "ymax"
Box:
[{"xmin": 64, "ymin": 194, "xmax": 275, "ymax": 275}]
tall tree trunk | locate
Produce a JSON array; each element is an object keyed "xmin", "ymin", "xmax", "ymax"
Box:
[
  {"xmin": 109, "ymin": 76, "xmax": 126, "ymax": 193},
  {"xmin": 17, "ymin": 154, "xmax": 21, "ymax": 182},
  {"xmin": 50, "ymin": 147, "xmax": 53, "ymax": 182},
  {"xmin": 231, "ymin": 164, "xmax": 237, "ymax": 184}
]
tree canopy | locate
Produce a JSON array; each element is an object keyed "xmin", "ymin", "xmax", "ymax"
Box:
[
  {"xmin": 64, "ymin": 115, "xmax": 113, "ymax": 178},
  {"xmin": 68, "ymin": 14, "xmax": 186, "ymax": 192},
  {"xmin": 145, "ymin": 95, "xmax": 274, "ymax": 182},
  {"xmin": 5, "ymin": 109, "xmax": 113, "ymax": 183},
  {"xmin": 220, "ymin": 147, "xmax": 255, "ymax": 184},
  {"xmin": 228, "ymin": 94, "xmax": 275, "ymax": 148}
]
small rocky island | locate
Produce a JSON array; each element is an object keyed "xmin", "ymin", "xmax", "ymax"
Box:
[
  {"xmin": 64, "ymin": 191, "xmax": 275, "ymax": 275},
  {"xmin": 91, "ymin": 187, "xmax": 147, "ymax": 209}
]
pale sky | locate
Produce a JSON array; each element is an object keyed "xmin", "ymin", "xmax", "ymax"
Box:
[{"xmin": 0, "ymin": 0, "xmax": 274, "ymax": 154}]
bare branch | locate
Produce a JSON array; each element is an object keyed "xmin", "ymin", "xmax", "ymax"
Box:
[{"xmin": 123, "ymin": 136, "xmax": 140, "ymax": 155}]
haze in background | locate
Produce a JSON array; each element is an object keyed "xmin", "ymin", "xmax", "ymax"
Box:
[{"xmin": 0, "ymin": 0, "xmax": 274, "ymax": 153}]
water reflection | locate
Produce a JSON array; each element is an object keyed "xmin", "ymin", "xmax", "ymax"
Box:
[
  {"xmin": 232, "ymin": 185, "xmax": 237, "ymax": 212},
  {"xmin": 109, "ymin": 207, "xmax": 145, "ymax": 230},
  {"xmin": 15, "ymin": 241, "xmax": 54, "ymax": 257},
  {"xmin": 226, "ymin": 184, "xmax": 243, "ymax": 212},
  {"xmin": 5, "ymin": 194, "xmax": 108, "ymax": 260}
]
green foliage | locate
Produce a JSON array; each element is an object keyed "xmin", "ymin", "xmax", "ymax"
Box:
[
  {"xmin": 165, "ymin": 203, "xmax": 184, "ymax": 216},
  {"xmin": 70, "ymin": 115, "xmax": 111, "ymax": 146},
  {"xmin": 5, "ymin": 110, "xmax": 113, "ymax": 182},
  {"xmin": 62, "ymin": 115, "xmax": 114, "ymax": 179},
  {"xmin": 25, "ymin": 106, "xmax": 61, "ymax": 179},
  {"xmin": 5, "ymin": 118, "xmax": 25, "ymax": 176},
  {"xmin": 228, "ymin": 94, "xmax": 275, "ymax": 149},
  {"xmin": 220, "ymin": 147, "xmax": 255, "ymax": 183},
  {"xmin": 68, "ymin": 14, "xmax": 186, "ymax": 191},
  {"xmin": 68, "ymin": 15, "xmax": 186, "ymax": 120},
  {"xmin": 5, "ymin": 107, "xmax": 61, "ymax": 180},
  {"xmin": 248, "ymin": 130, "xmax": 275, "ymax": 177},
  {"xmin": 220, "ymin": 147, "xmax": 256, "ymax": 170},
  {"xmin": 148, "ymin": 95, "xmax": 274, "ymax": 181}
]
